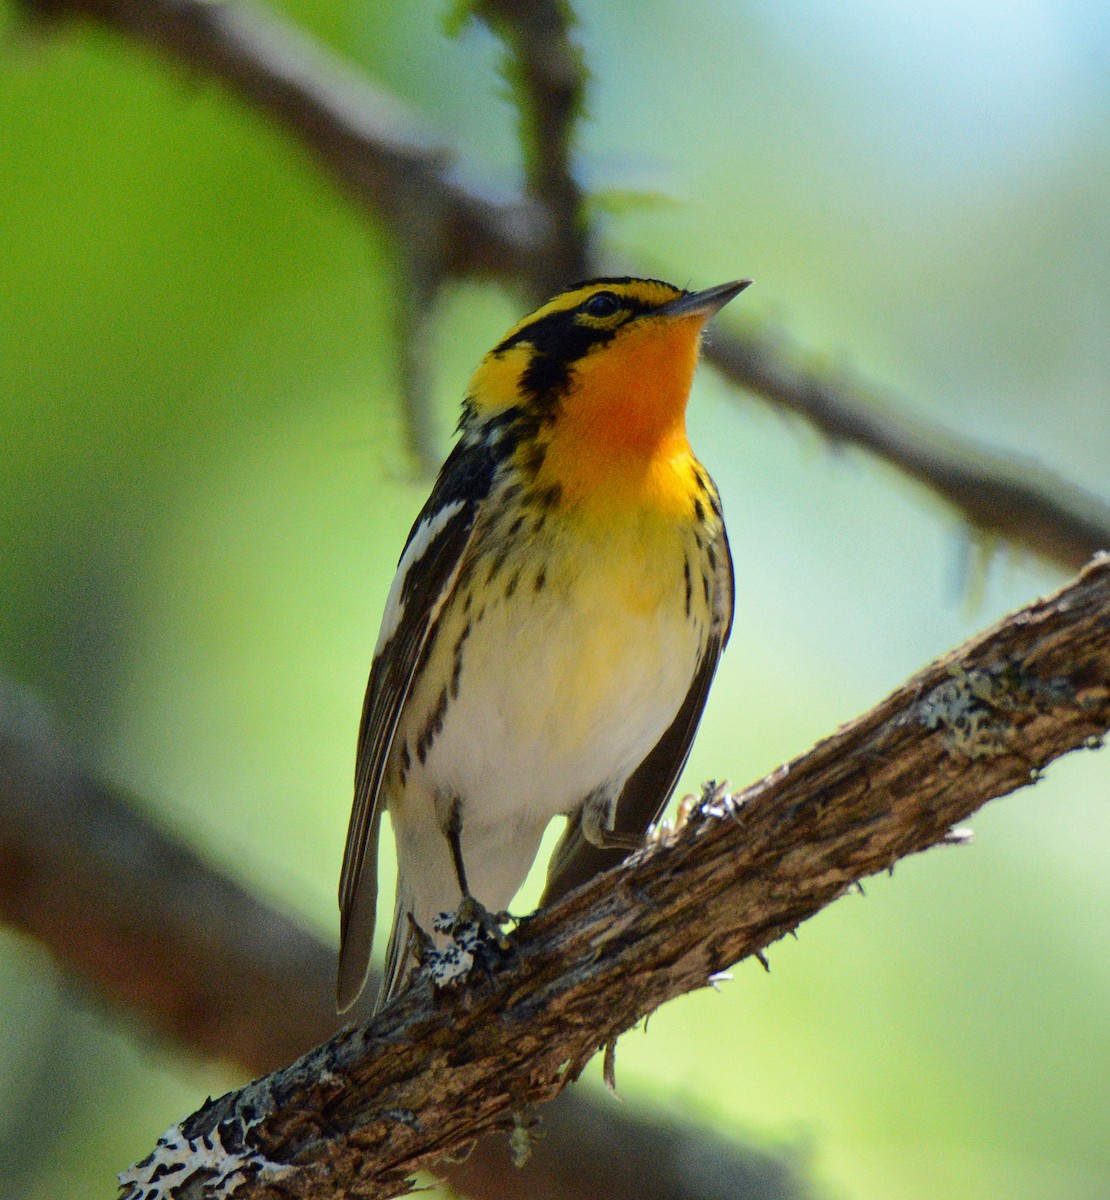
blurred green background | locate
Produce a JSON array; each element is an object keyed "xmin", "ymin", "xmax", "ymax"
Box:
[{"xmin": 2, "ymin": 1, "xmax": 1109, "ymax": 1197}]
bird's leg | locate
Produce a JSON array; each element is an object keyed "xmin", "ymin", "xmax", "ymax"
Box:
[
  {"xmin": 444, "ymin": 797, "xmax": 471, "ymax": 898},
  {"xmin": 412, "ymin": 797, "xmax": 515, "ymax": 996},
  {"xmin": 436, "ymin": 796, "xmax": 512, "ymax": 948}
]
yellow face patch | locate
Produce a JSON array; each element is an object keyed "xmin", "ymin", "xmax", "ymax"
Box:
[{"xmin": 467, "ymin": 343, "xmax": 534, "ymax": 415}]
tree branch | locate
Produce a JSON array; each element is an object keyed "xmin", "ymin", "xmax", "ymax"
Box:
[
  {"xmin": 471, "ymin": 0, "xmax": 591, "ymax": 296},
  {"xmin": 706, "ymin": 330, "xmax": 1110, "ymax": 570},
  {"xmin": 20, "ymin": 0, "xmax": 1110, "ymax": 570},
  {"xmin": 0, "ymin": 679, "xmax": 341, "ymax": 1072},
  {"xmin": 118, "ymin": 556, "xmax": 1110, "ymax": 1199},
  {"xmin": 26, "ymin": 0, "xmax": 542, "ymax": 276},
  {"xmin": 0, "ymin": 680, "xmax": 814, "ymax": 1200}
]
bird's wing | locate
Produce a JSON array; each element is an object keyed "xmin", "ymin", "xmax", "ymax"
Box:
[
  {"xmin": 336, "ymin": 438, "xmax": 497, "ymax": 1012},
  {"xmin": 540, "ymin": 519, "xmax": 735, "ymax": 906}
]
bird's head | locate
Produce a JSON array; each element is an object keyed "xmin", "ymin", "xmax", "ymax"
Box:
[{"xmin": 465, "ymin": 278, "xmax": 749, "ymax": 487}]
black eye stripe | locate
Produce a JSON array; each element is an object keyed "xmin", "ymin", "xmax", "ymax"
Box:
[
  {"xmin": 493, "ymin": 311, "xmax": 615, "ymax": 358},
  {"xmin": 493, "ymin": 286, "xmax": 675, "ymax": 356},
  {"xmin": 488, "ymin": 280, "xmax": 686, "ymax": 398}
]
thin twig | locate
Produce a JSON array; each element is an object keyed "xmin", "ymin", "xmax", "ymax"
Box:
[
  {"xmin": 25, "ymin": 0, "xmax": 541, "ymax": 275},
  {"xmin": 20, "ymin": 0, "xmax": 1110, "ymax": 564},
  {"xmin": 0, "ymin": 679, "xmax": 814, "ymax": 1200},
  {"xmin": 472, "ymin": 0, "xmax": 591, "ymax": 297},
  {"xmin": 706, "ymin": 329, "xmax": 1110, "ymax": 570},
  {"xmin": 119, "ymin": 557, "xmax": 1110, "ymax": 1199}
]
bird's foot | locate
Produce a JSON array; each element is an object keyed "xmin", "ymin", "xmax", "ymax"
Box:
[
  {"xmin": 419, "ymin": 896, "xmax": 515, "ymax": 996},
  {"xmin": 448, "ymin": 894, "xmax": 514, "ymax": 947}
]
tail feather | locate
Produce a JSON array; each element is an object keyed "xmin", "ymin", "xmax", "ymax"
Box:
[
  {"xmin": 376, "ymin": 876, "xmax": 415, "ymax": 1013},
  {"xmin": 336, "ymin": 867, "xmax": 378, "ymax": 1014},
  {"xmin": 541, "ymin": 806, "xmax": 638, "ymax": 907}
]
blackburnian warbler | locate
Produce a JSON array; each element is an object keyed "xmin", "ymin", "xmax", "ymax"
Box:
[{"xmin": 337, "ymin": 276, "xmax": 749, "ymax": 1012}]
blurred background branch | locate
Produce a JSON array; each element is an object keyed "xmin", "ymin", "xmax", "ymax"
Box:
[
  {"xmin": 0, "ymin": 677, "xmax": 338, "ymax": 1072},
  {"xmin": 20, "ymin": 0, "xmax": 1110, "ymax": 569},
  {"xmin": 470, "ymin": 0, "xmax": 591, "ymax": 296},
  {"xmin": 705, "ymin": 331, "xmax": 1110, "ymax": 571}
]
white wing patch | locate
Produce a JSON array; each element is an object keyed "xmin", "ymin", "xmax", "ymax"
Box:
[{"xmin": 373, "ymin": 500, "xmax": 467, "ymax": 656}]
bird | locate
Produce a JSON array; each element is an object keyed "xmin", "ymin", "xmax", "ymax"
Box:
[{"xmin": 337, "ymin": 275, "xmax": 749, "ymax": 1013}]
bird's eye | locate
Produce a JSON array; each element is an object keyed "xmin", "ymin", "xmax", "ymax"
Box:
[{"xmin": 583, "ymin": 291, "xmax": 621, "ymax": 318}]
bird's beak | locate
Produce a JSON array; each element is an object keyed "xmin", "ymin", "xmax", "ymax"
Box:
[{"xmin": 655, "ymin": 279, "xmax": 752, "ymax": 321}]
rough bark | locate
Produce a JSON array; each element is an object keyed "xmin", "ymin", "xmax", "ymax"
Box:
[{"xmin": 117, "ymin": 556, "xmax": 1109, "ymax": 1199}]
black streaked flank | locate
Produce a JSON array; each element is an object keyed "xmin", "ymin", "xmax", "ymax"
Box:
[
  {"xmin": 683, "ymin": 559, "xmax": 692, "ymax": 618},
  {"xmin": 443, "ymin": 795, "xmax": 469, "ymax": 895},
  {"xmin": 521, "ymin": 440, "xmax": 547, "ymax": 477},
  {"xmin": 450, "ymin": 620, "xmax": 472, "ymax": 700},
  {"xmin": 455, "ymin": 559, "xmax": 476, "ymax": 595},
  {"xmin": 536, "ymin": 483, "xmax": 563, "ymax": 510},
  {"xmin": 416, "ymin": 686, "xmax": 450, "ymax": 766},
  {"xmin": 486, "ymin": 546, "xmax": 509, "ymax": 584}
]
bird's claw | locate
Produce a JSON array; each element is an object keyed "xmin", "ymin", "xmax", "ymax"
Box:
[{"xmin": 421, "ymin": 896, "xmax": 515, "ymax": 995}]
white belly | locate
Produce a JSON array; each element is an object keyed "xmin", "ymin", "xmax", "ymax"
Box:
[
  {"xmin": 387, "ymin": 521, "xmax": 704, "ymax": 912},
  {"xmin": 427, "ymin": 571, "xmax": 699, "ymax": 825}
]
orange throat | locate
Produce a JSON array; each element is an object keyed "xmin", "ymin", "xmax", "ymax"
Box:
[{"xmin": 541, "ymin": 315, "xmax": 704, "ymax": 508}]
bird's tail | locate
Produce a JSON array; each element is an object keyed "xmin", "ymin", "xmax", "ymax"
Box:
[{"xmin": 376, "ymin": 874, "xmax": 416, "ymax": 1012}]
